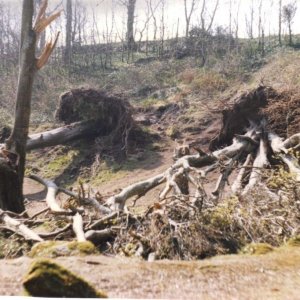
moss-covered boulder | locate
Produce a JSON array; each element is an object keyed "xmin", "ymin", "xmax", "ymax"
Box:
[
  {"xmin": 23, "ymin": 259, "xmax": 107, "ymax": 298},
  {"xmin": 29, "ymin": 241, "xmax": 97, "ymax": 258},
  {"xmin": 241, "ymin": 243, "xmax": 274, "ymax": 255}
]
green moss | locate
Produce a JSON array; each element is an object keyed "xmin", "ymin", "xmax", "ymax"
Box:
[
  {"xmin": 208, "ymin": 197, "xmax": 238, "ymax": 230},
  {"xmin": 241, "ymin": 243, "xmax": 274, "ymax": 255},
  {"xmin": 0, "ymin": 233, "xmax": 31, "ymax": 258},
  {"xmin": 165, "ymin": 125, "xmax": 180, "ymax": 138},
  {"xmin": 23, "ymin": 259, "xmax": 107, "ymax": 298},
  {"xmin": 287, "ymin": 236, "xmax": 300, "ymax": 247},
  {"xmin": 46, "ymin": 150, "xmax": 79, "ymax": 176},
  {"xmin": 29, "ymin": 241, "xmax": 97, "ymax": 258}
]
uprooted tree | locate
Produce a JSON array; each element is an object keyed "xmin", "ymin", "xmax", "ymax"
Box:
[{"xmin": 0, "ymin": 85, "xmax": 299, "ymax": 260}]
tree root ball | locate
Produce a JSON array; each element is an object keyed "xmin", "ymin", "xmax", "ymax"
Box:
[
  {"xmin": 23, "ymin": 259, "xmax": 107, "ymax": 298},
  {"xmin": 210, "ymin": 85, "xmax": 300, "ymax": 150},
  {"xmin": 55, "ymin": 88, "xmax": 133, "ymax": 153},
  {"xmin": 56, "ymin": 87, "xmax": 133, "ymax": 131}
]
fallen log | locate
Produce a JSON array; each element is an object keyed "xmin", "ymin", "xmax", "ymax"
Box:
[{"xmin": 26, "ymin": 120, "xmax": 100, "ymax": 151}]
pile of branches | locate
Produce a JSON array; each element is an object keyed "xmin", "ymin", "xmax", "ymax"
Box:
[
  {"xmin": 1, "ymin": 85, "xmax": 300, "ymax": 260},
  {"xmin": 1, "ymin": 120, "xmax": 299, "ymax": 260}
]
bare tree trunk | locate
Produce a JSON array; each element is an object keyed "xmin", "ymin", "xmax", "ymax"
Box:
[
  {"xmin": 288, "ymin": 22, "xmax": 292, "ymax": 46},
  {"xmin": 126, "ymin": 0, "xmax": 136, "ymax": 61},
  {"xmin": 279, "ymin": 0, "xmax": 282, "ymax": 46},
  {"xmin": 184, "ymin": 0, "xmax": 196, "ymax": 38},
  {"xmin": 2, "ymin": 0, "xmax": 60, "ymax": 213},
  {"xmin": 4, "ymin": 0, "xmax": 36, "ymax": 213},
  {"xmin": 64, "ymin": 0, "xmax": 72, "ymax": 65}
]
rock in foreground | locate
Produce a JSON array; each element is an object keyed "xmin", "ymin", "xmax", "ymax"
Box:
[{"xmin": 23, "ymin": 259, "xmax": 107, "ymax": 298}]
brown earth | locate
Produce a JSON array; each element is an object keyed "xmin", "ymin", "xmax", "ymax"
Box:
[{"xmin": 1, "ymin": 245, "xmax": 300, "ymax": 298}]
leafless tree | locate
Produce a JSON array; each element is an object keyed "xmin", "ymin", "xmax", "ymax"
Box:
[
  {"xmin": 258, "ymin": 0, "xmax": 265, "ymax": 55},
  {"xmin": 234, "ymin": 0, "xmax": 241, "ymax": 39},
  {"xmin": 158, "ymin": 0, "xmax": 166, "ymax": 57},
  {"xmin": 1, "ymin": 0, "xmax": 60, "ymax": 212},
  {"xmin": 184, "ymin": 0, "xmax": 197, "ymax": 38},
  {"xmin": 283, "ymin": 1, "xmax": 297, "ymax": 46},
  {"xmin": 278, "ymin": 0, "xmax": 282, "ymax": 46},
  {"xmin": 118, "ymin": 0, "xmax": 137, "ymax": 59},
  {"xmin": 64, "ymin": 0, "xmax": 72, "ymax": 65},
  {"xmin": 200, "ymin": 0, "xmax": 219, "ymax": 33},
  {"xmin": 245, "ymin": 0, "xmax": 254, "ymax": 39}
]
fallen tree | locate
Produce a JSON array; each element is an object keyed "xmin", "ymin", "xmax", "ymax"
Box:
[
  {"xmin": 1, "ymin": 86, "xmax": 300, "ymax": 260},
  {"xmin": 26, "ymin": 120, "xmax": 102, "ymax": 151}
]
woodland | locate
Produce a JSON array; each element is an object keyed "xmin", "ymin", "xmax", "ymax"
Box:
[{"xmin": 0, "ymin": 0, "xmax": 300, "ymax": 298}]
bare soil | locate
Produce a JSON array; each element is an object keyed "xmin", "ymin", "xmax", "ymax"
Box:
[{"xmin": 1, "ymin": 245, "xmax": 300, "ymax": 298}]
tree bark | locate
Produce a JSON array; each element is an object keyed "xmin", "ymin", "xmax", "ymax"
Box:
[
  {"xmin": 126, "ymin": 0, "xmax": 136, "ymax": 59},
  {"xmin": 64, "ymin": 0, "xmax": 72, "ymax": 65},
  {"xmin": 2, "ymin": 0, "xmax": 36, "ymax": 213},
  {"xmin": 0, "ymin": 160, "xmax": 24, "ymax": 213},
  {"xmin": 0, "ymin": 0, "xmax": 60, "ymax": 213},
  {"xmin": 279, "ymin": 0, "xmax": 282, "ymax": 46},
  {"xmin": 26, "ymin": 120, "xmax": 101, "ymax": 151}
]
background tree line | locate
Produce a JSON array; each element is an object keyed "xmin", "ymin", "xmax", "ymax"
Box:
[{"xmin": 0, "ymin": 0, "xmax": 298, "ymax": 75}]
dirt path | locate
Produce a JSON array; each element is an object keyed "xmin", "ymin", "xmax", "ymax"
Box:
[{"xmin": 1, "ymin": 246, "xmax": 300, "ymax": 298}]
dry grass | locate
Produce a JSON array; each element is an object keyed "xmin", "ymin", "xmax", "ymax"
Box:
[
  {"xmin": 191, "ymin": 70, "xmax": 229, "ymax": 95},
  {"xmin": 255, "ymin": 49, "xmax": 300, "ymax": 89}
]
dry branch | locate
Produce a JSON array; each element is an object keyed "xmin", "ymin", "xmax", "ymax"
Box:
[
  {"xmin": 29, "ymin": 175, "xmax": 71, "ymax": 214},
  {"xmin": 72, "ymin": 213, "xmax": 86, "ymax": 242},
  {"xmin": 0, "ymin": 209, "xmax": 43, "ymax": 242},
  {"xmin": 38, "ymin": 224, "xmax": 72, "ymax": 239},
  {"xmin": 242, "ymin": 138, "xmax": 269, "ymax": 195},
  {"xmin": 231, "ymin": 154, "xmax": 252, "ymax": 194},
  {"xmin": 106, "ymin": 174, "xmax": 165, "ymax": 210},
  {"xmin": 283, "ymin": 133, "xmax": 300, "ymax": 149}
]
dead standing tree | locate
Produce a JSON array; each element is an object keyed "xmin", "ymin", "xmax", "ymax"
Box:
[
  {"xmin": 64, "ymin": 0, "xmax": 72, "ymax": 65},
  {"xmin": 0, "ymin": 0, "xmax": 60, "ymax": 212},
  {"xmin": 279, "ymin": 0, "xmax": 282, "ymax": 46},
  {"xmin": 118, "ymin": 0, "xmax": 137, "ymax": 62},
  {"xmin": 282, "ymin": 1, "xmax": 297, "ymax": 46},
  {"xmin": 184, "ymin": 0, "xmax": 197, "ymax": 38}
]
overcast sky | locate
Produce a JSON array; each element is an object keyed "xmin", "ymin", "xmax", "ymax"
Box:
[{"xmin": 3, "ymin": 0, "xmax": 299, "ymax": 41}]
